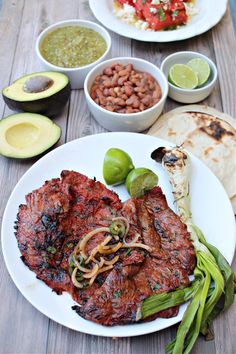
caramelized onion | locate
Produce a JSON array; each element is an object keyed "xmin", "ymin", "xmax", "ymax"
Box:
[
  {"xmin": 98, "ymin": 242, "xmax": 122, "ymax": 254},
  {"xmin": 85, "ymin": 236, "xmax": 112, "ymax": 264},
  {"xmin": 83, "ymin": 264, "xmax": 99, "ymax": 279},
  {"xmin": 122, "ymin": 243, "xmax": 151, "ymax": 251},
  {"xmin": 124, "ymin": 232, "xmax": 140, "ymax": 245},
  {"xmin": 77, "ymin": 227, "xmax": 110, "ymax": 259},
  {"xmin": 103, "ymin": 255, "xmax": 119, "ymax": 265}
]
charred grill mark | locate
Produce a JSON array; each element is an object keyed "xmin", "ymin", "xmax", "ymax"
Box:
[
  {"xmin": 100, "ymin": 196, "xmax": 113, "ymax": 204},
  {"xmin": 41, "ymin": 214, "xmax": 58, "ymax": 231},
  {"xmin": 154, "ymin": 220, "xmax": 168, "ymax": 239},
  {"xmin": 18, "ymin": 241, "xmax": 28, "ymax": 251},
  {"xmin": 200, "ymin": 121, "xmax": 234, "ymax": 140},
  {"xmin": 20, "ymin": 255, "xmax": 28, "ymax": 266}
]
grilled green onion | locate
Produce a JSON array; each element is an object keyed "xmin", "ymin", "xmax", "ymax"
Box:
[{"xmin": 147, "ymin": 146, "xmax": 235, "ymax": 353}]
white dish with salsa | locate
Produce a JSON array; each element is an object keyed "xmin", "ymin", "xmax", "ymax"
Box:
[
  {"xmin": 36, "ymin": 20, "xmax": 111, "ymax": 89},
  {"xmin": 89, "ymin": 0, "xmax": 228, "ymax": 42}
]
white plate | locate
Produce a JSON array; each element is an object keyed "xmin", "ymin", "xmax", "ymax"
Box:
[
  {"xmin": 2, "ymin": 133, "xmax": 235, "ymax": 337},
  {"xmin": 89, "ymin": 0, "xmax": 227, "ymax": 42}
]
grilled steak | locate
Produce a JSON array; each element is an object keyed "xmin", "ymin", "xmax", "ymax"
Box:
[{"xmin": 15, "ymin": 170, "xmax": 195, "ymax": 325}]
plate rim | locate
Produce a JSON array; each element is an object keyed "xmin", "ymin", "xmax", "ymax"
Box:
[
  {"xmin": 89, "ymin": 0, "xmax": 228, "ymax": 42},
  {"xmin": 1, "ymin": 132, "xmax": 236, "ymax": 337}
]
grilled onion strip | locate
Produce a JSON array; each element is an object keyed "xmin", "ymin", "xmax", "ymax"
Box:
[{"xmin": 70, "ymin": 216, "xmax": 151, "ymax": 289}]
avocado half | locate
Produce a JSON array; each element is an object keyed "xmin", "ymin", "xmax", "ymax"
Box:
[
  {"xmin": 2, "ymin": 72, "xmax": 71, "ymax": 117},
  {"xmin": 0, "ymin": 113, "xmax": 61, "ymax": 159}
]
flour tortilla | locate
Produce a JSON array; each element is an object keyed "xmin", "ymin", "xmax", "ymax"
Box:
[{"xmin": 148, "ymin": 105, "xmax": 236, "ymax": 213}]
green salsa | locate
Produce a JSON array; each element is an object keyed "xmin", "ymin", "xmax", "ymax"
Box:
[{"xmin": 40, "ymin": 26, "xmax": 107, "ymax": 68}]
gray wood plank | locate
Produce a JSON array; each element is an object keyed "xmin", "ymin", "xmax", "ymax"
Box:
[
  {"xmin": 212, "ymin": 7, "xmax": 236, "ymax": 118},
  {"xmin": 0, "ymin": 0, "xmax": 25, "ymax": 117},
  {"xmin": 0, "ymin": 0, "xmax": 74, "ymax": 353},
  {"xmin": 0, "ymin": 1, "xmax": 235, "ymax": 354}
]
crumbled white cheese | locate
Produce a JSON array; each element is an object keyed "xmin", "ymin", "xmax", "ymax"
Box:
[
  {"xmin": 123, "ymin": 4, "xmax": 136, "ymax": 15},
  {"xmin": 150, "ymin": 7, "xmax": 158, "ymax": 14},
  {"xmin": 151, "ymin": 0, "xmax": 160, "ymax": 4},
  {"xmin": 135, "ymin": 20, "xmax": 150, "ymax": 30},
  {"xmin": 184, "ymin": 3, "xmax": 199, "ymax": 17}
]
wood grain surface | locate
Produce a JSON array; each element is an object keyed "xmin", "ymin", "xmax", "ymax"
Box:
[{"xmin": 0, "ymin": 1, "xmax": 235, "ymax": 353}]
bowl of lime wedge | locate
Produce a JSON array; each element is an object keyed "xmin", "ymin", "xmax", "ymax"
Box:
[{"xmin": 161, "ymin": 51, "xmax": 218, "ymax": 104}]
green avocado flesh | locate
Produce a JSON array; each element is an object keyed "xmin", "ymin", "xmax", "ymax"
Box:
[
  {"xmin": 2, "ymin": 72, "xmax": 71, "ymax": 117},
  {"xmin": 0, "ymin": 113, "xmax": 61, "ymax": 158}
]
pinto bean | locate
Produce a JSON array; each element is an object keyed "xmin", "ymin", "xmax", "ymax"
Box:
[
  {"xmin": 113, "ymin": 87, "xmax": 120, "ymax": 93},
  {"xmin": 90, "ymin": 63, "xmax": 162, "ymax": 114},
  {"xmin": 117, "ymin": 108, "xmax": 126, "ymax": 113},
  {"xmin": 134, "ymin": 86, "xmax": 145, "ymax": 93},
  {"xmin": 104, "ymin": 80, "xmax": 112, "ymax": 88},
  {"xmin": 103, "ymin": 88, "xmax": 109, "ymax": 96},
  {"xmin": 99, "ymin": 97, "xmax": 106, "ymax": 106},
  {"xmin": 115, "ymin": 64, "xmax": 124, "ymax": 72},
  {"xmin": 120, "ymin": 94, "xmax": 128, "ymax": 101},
  {"xmin": 95, "ymin": 88, "xmax": 103, "ymax": 99},
  {"xmin": 103, "ymin": 67, "xmax": 113, "ymax": 76},
  {"xmin": 139, "ymin": 103, "xmax": 145, "ymax": 111},
  {"xmin": 126, "ymin": 107, "xmax": 135, "ymax": 114},
  {"xmin": 124, "ymin": 85, "xmax": 133, "ymax": 96},
  {"xmin": 132, "ymin": 99, "xmax": 140, "ymax": 108},
  {"xmin": 141, "ymin": 95, "xmax": 152, "ymax": 106},
  {"xmin": 126, "ymin": 95, "xmax": 139, "ymax": 108},
  {"xmin": 126, "ymin": 64, "xmax": 133, "ymax": 72},
  {"xmin": 118, "ymin": 69, "xmax": 129, "ymax": 77},
  {"xmin": 137, "ymin": 92, "xmax": 145, "ymax": 99},
  {"xmin": 118, "ymin": 75, "xmax": 128, "ymax": 86},
  {"xmin": 109, "ymin": 88, "xmax": 117, "ymax": 97},
  {"xmin": 153, "ymin": 85, "xmax": 162, "ymax": 99},
  {"xmin": 106, "ymin": 96, "xmax": 115, "ymax": 102},
  {"xmin": 105, "ymin": 105, "xmax": 115, "ymax": 112},
  {"xmin": 111, "ymin": 73, "xmax": 119, "ymax": 86},
  {"xmin": 113, "ymin": 98, "xmax": 126, "ymax": 106},
  {"xmin": 90, "ymin": 90, "xmax": 97, "ymax": 100}
]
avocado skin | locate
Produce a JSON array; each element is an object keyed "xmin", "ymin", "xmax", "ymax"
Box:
[
  {"xmin": 1, "ymin": 136, "xmax": 61, "ymax": 160},
  {"xmin": 2, "ymin": 82, "xmax": 71, "ymax": 118}
]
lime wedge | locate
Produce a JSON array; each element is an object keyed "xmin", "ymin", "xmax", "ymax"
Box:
[
  {"xmin": 168, "ymin": 64, "xmax": 198, "ymax": 89},
  {"xmin": 125, "ymin": 167, "xmax": 158, "ymax": 198},
  {"xmin": 103, "ymin": 148, "xmax": 134, "ymax": 186},
  {"xmin": 187, "ymin": 58, "xmax": 211, "ymax": 87}
]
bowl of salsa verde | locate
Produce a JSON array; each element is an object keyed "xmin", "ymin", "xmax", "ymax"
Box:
[{"xmin": 36, "ymin": 20, "xmax": 111, "ymax": 89}]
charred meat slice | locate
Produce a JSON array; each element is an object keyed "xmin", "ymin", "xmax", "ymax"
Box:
[
  {"xmin": 16, "ymin": 170, "xmax": 122, "ymax": 299},
  {"xmin": 15, "ymin": 171, "xmax": 195, "ymax": 326}
]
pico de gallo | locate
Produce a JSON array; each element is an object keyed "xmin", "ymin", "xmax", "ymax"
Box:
[{"xmin": 115, "ymin": 0, "xmax": 194, "ymax": 31}]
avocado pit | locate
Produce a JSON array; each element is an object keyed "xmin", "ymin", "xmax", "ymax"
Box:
[
  {"xmin": 2, "ymin": 71, "xmax": 71, "ymax": 117},
  {"xmin": 23, "ymin": 75, "xmax": 54, "ymax": 93}
]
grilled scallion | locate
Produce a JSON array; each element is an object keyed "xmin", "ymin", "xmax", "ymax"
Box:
[{"xmin": 145, "ymin": 146, "xmax": 235, "ymax": 353}]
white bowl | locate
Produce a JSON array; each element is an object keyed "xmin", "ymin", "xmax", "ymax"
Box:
[
  {"xmin": 84, "ymin": 57, "xmax": 168, "ymax": 132},
  {"xmin": 161, "ymin": 51, "xmax": 218, "ymax": 104},
  {"xmin": 35, "ymin": 20, "xmax": 111, "ymax": 89}
]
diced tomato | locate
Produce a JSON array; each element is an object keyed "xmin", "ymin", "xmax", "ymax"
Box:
[
  {"xmin": 168, "ymin": 0, "xmax": 186, "ymax": 12},
  {"xmin": 134, "ymin": 0, "xmax": 188, "ymax": 31},
  {"xmin": 116, "ymin": 0, "xmax": 135, "ymax": 6}
]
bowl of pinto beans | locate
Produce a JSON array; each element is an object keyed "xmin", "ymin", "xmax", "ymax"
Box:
[{"xmin": 84, "ymin": 57, "xmax": 168, "ymax": 132}]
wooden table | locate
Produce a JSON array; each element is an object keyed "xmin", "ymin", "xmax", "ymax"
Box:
[{"xmin": 0, "ymin": 1, "xmax": 235, "ymax": 353}]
